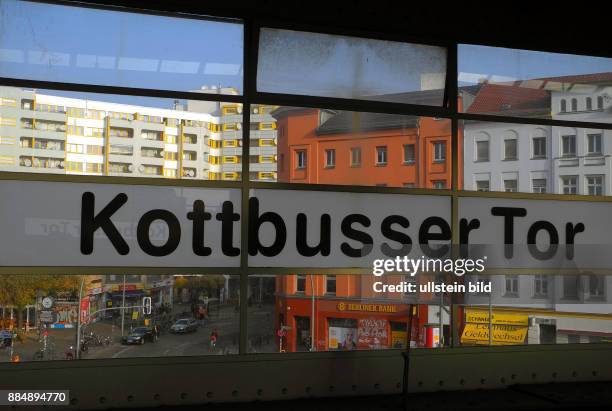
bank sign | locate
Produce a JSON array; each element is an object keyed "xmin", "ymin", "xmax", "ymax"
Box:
[{"xmin": 0, "ymin": 180, "xmax": 609, "ymax": 269}]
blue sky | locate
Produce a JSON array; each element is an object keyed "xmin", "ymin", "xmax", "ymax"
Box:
[
  {"xmin": 0, "ymin": 0, "xmax": 243, "ymax": 103},
  {"xmin": 458, "ymin": 44, "xmax": 612, "ymax": 85}
]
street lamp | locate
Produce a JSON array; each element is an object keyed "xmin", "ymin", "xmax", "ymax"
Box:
[{"xmin": 75, "ymin": 276, "xmax": 85, "ymax": 360}]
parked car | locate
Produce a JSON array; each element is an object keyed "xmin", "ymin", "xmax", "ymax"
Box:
[
  {"xmin": 121, "ymin": 327, "xmax": 155, "ymax": 345},
  {"xmin": 170, "ymin": 318, "xmax": 198, "ymax": 334}
]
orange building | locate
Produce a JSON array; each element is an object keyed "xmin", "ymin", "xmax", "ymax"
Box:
[
  {"xmin": 271, "ymin": 96, "xmax": 463, "ymax": 351},
  {"xmin": 275, "ymin": 275, "xmax": 425, "ymax": 352},
  {"xmin": 275, "ymin": 108, "xmax": 459, "ymax": 189}
]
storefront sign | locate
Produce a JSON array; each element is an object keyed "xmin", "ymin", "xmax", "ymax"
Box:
[
  {"xmin": 337, "ymin": 302, "xmax": 398, "ymax": 313},
  {"xmin": 461, "ymin": 309, "xmax": 528, "ymax": 345},
  {"xmin": 461, "ymin": 323, "xmax": 528, "ymax": 345},
  {"xmin": 465, "ymin": 310, "xmax": 529, "ymax": 327}
]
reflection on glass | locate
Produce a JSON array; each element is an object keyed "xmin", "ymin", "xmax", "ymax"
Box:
[
  {"xmin": 0, "ymin": 86, "xmax": 291, "ymax": 181},
  {"xmin": 461, "ymin": 274, "xmax": 612, "ymax": 346},
  {"xmin": 0, "ymin": 0, "xmax": 243, "ymax": 93},
  {"xmin": 257, "ymin": 28, "xmax": 446, "ymax": 105},
  {"xmin": 247, "ymin": 274, "xmax": 452, "ymax": 353},
  {"xmin": 462, "ymin": 120, "xmax": 612, "ymax": 195},
  {"xmin": 0, "ymin": 274, "xmax": 238, "ymax": 362},
  {"xmin": 459, "ymin": 44, "xmax": 612, "ymax": 121},
  {"xmin": 250, "ymin": 106, "xmax": 452, "ymax": 188}
]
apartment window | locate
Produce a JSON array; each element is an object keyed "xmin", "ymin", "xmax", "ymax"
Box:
[
  {"xmin": 571, "ymin": 98, "xmax": 578, "ymax": 112},
  {"xmin": 403, "ymin": 144, "xmax": 415, "ymax": 164},
  {"xmin": 563, "ymin": 276, "xmax": 580, "ymax": 299},
  {"xmin": 296, "ymin": 275, "xmax": 306, "ymax": 293},
  {"xmin": 534, "ymin": 275, "xmax": 549, "ymax": 297},
  {"xmin": 433, "ymin": 141, "xmax": 446, "ymax": 162},
  {"xmin": 350, "ymin": 147, "xmax": 361, "ymax": 166},
  {"xmin": 325, "ymin": 149, "xmax": 335, "ymax": 168},
  {"xmin": 504, "ymin": 179, "xmax": 517, "ymax": 192},
  {"xmin": 86, "ymin": 145, "xmax": 104, "ymax": 155},
  {"xmin": 588, "ymin": 275, "xmax": 604, "ymax": 299},
  {"xmin": 587, "ymin": 134, "xmax": 602, "ymax": 155},
  {"xmin": 66, "ymin": 143, "xmax": 84, "ymax": 154},
  {"xmin": 597, "ymin": 96, "xmax": 604, "ymax": 110},
  {"xmin": 476, "ymin": 140, "xmax": 489, "ymax": 161},
  {"xmin": 532, "ymin": 136, "xmax": 546, "ymax": 158},
  {"xmin": 586, "ymin": 97, "xmax": 592, "ymax": 111},
  {"xmin": 326, "ymin": 275, "xmax": 336, "ymax": 295},
  {"xmin": 560, "ymin": 99, "xmax": 567, "ymax": 112},
  {"xmin": 561, "ymin": 176, "xmax": 578, "ymax": 194},
  {"xmin": 562, "ymin": 135, "xmax": 576, "ymax": 157},
  {"xmin": 586, "ymin": 175, "xmax": 604, "ymax": 196},
  {"xmin": 296, "ymin": 150, "xmax": 306, "ymax": 169},
  {"xmin": 433, "ymin": 181, "xmax": 446, "ymax": 189},
  {"xmin": 475, "ymin": 180, "xmax": 490, "ymax": 192},
  {"xmin": 532, "ymin": 179, "xmax": 547, "ymax": 194},
  {"xmin": 504, "ymin": 139, "xmax": 517, "ymax": 160},
  {"xmin": 504, "ymin": 275, "xmax": 519, "ymax": 296},
  {"xmin": 376, "ymin": 146, "xmax": 388, "ymax": 165}
]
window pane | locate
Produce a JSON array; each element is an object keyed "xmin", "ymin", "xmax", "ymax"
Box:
[
  {"xmin": 248, "ymin": 274, "xmax": 452, "ymax": 353},
  {"xmin": 462, "ymin": 120, "xmax": 611, "ymax": 196},
  {"xmin": 461, "ymin": 274, "xmax": 611, "ymax": 346},
  {"xmin": 257, "ymin": 28, "xmax": 446, "ymax": 105},
  {"xmin": 0, "ymin": 85, "xmax": 244, "ymax": 181},
  {"xmin": 252, "ymin": 106, "xmax": 452, "ymax": 188},
  {"xmin": 0, "ymin": 274, "xmax": 238, "ymax": 362},
  {"xmin": 460, "ymin": 44, "xmax": 612, "ymax": 122},
  {"xmin": 0, "ymin": 0, "xmax": 243, "ymax": 94}
]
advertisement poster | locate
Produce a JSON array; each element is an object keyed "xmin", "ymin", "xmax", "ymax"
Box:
[
  {"xmin": 357, "ymin": 319, "xmax": 389, "ymax": 349},
  {"xmin": 328, "ymin": 326, "xmax": 358, "ymax": 350}
]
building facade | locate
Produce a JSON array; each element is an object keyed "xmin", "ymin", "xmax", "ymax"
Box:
[{"xmin": 0, "ymin": 86, "xmax": 278, "ymax": 181}]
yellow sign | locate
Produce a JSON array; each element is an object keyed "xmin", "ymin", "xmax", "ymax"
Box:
[
  {"xmin": 465, "ymin": 310, "xmax": 528, "ymax": 327},
  {"xmin": 461, "ymin": 323, "xmax": 527, "ymax": 345},
  {"xmin": 337, "ymin": 303, "xmax": 397, "ymax": 313},
  {"xmin": 391, "ymin": 331, "xmax": 407, "ymax": 348}
]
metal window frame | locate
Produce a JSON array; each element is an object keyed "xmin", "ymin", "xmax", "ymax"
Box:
[{"xmin": 1, "ymin": 0, "xmax": 612, "ymax": 368}]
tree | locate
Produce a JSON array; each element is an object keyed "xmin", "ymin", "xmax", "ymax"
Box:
[{"xmin": 0, "ymin": 275, "xmax": 81, "ymax": 329}]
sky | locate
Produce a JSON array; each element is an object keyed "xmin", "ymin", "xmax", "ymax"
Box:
[
  {"xmin": 2, "ymin": 0, "xmax": 612, "ymax": 109},
  {"xmin": 0, "ymin": 0, "xmax": 243, "ymax": 107}
]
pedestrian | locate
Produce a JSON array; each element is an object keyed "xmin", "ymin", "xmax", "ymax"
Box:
[
  {"xmin": 153, "ymin": 324, "xmax": 159, "ymax": 342},
  {"xmin": 210, "ymin": 329, "xmax": 218, "ymax": 350}
]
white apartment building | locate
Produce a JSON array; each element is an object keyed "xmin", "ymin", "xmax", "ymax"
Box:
[
  {"xmin": 463, "ymin": 121, "xmax": 552, "ymax": 193},
  {"xmin": 463, "ymin": 78, "xmax": 612, "ymax": 345},
  {"xmin": 550, "ymin": 76, "xmax": 612, "ymax": 196},
  {"xmin": 0, "ymin": 85, "xmax": 278, "ymax": 181}
]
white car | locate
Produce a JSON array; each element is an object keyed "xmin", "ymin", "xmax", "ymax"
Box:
[{"xmin": 170, "ymin": 318, "xmax": 198, "ymax": 334}]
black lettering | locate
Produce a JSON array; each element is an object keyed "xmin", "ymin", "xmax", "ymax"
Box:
[
  {"xmin": 137, "ymin": 210, "xmax": 181, "ymax": 256},
  {"xmin": 187, "ymin": 200, "xmax": 212, "ymax": 256},
  {"xmin": 80, "ymin": 192, "xmax": 129, "ymax": 255},
  {"xmin": 296, "ymin": 213, "xmax": 331, "ymax": 257},
  {"xmin": 418, "ymin": 216, "xmax": 451, "ymax": 258},
  {"xmin": 216, "ymin": 201, "xmax": 240, "ymax": 257},
  {"xmin": 381, "ymin": 215, "xmax": 411, "ymax": 257},
  {"xmin": 491, "ymin": 207, "xmax": 527, "ymax": 259},
  {"xmin": 459, "ymin": 218, "xmax": 480, "ymax": 258},
  {"xmin": 248, "ymin": 197, "xmax": 286, "ymax": 257},
  {"xmin": 340, "ymin": 214, "xmax": 373, "ymax": 257},
  {"xmin": 527, "ymin": 220, "xmax": 559, "ymax": 260},
  {"xmin": 565, "ymin": 222, "xmax": 585, "ymax": 260}
]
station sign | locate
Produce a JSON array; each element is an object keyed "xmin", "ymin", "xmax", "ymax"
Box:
[{"xmin": 0, "ymin": 180, "xmax": 610, "ymax": 270}]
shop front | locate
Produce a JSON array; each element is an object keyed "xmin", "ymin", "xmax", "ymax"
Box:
[{"xmin": 277, "ymin": 298, "xmax": 414, "ymax": 352}]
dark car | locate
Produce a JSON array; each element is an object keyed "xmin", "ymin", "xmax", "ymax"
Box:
[
  {"xmin": 121, "ymin": 327, "xmax": 155, "ymax": 345},
  {"xmin": 170, "ymin": 318, "xmax": 198, "ymax": 334}
]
